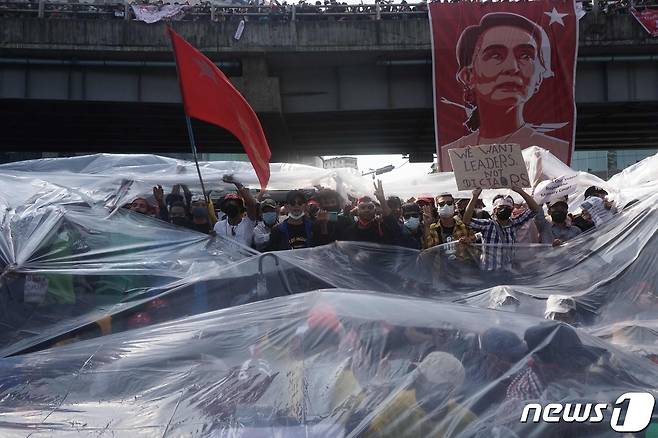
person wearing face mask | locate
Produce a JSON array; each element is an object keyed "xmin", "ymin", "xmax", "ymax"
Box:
[
  {"xmin": 463, "ymin": 187, "xmax": 540, "ymax": 271},
  {"xmin": 339, "ymin": 180, "xmax": 401, "ymax": 245},
  {"xmin": 423, "ymin": 193, "xmax": 475, "ymax": 251},
  {"xmin": 253, "ymin": 198, "xmax": 279, "ymax": 251},
  {"xmin": 213, "ymin": 175, "xmax": 257, "ymax": 247},
  {"xmin": 535, "ymin": 199, "xmax": 581, "ymax": 246},
  {"xmin": 312, "ymin": 189, "xmax": 353, "ymax": 246},
  {"xmin": 507, "ymin": 199, "xmax": 539, "ymax": 243},
  {"xmin": 267, "ymin": 190, "xmax": 314, "ymax": 251},
  {"xmin": 398, "ymin": 203, "xmax": 423, "ymax": 249}
]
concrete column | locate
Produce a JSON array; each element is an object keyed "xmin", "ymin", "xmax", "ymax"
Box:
[
  {"xmin": 124, "ymin": 1, "xmax": 130, "ymax": 21},
  {"xmin": 38, "ymin": 0, "xmax": 45, "ymax": 18},
  {"xmin": 232, "ymin": 57, "xmax": 281, "ymax": 113},
  {"xmin": 291, "ymin": 4, "xmax": 296, "ymax": 22},
  {"xmin": 375, "ymin": 1, "xmax": 381, "ymax": 20}
]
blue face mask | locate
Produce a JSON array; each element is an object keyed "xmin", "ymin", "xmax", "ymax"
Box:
[
  {"xmin": 404, "ymin": 217, "xmax": 420, "ymax": 231},
  {"xmin": 262, "ymin": 212, "xmax": 278, "ymax": 226}
]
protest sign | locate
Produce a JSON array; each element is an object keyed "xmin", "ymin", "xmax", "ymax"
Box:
[
  {"xmin": 533, "ymin": 174, "xmax": 578, "ymax": 204},
  {"xmin": 448, "ymin": 144, "xmax": 530, "ymax": 190}
]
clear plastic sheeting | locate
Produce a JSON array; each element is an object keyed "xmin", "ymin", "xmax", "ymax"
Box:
[
  {"xmin": 1, "ymin": 291, "xmax": 657, "ymax": 437},
  {"xmin": 0, "ymin": 151, "xmax": 657, "ymax": 437},
  {"xmin": 0, "ymin": 154, "xmax": 370, "ymax": 209}
]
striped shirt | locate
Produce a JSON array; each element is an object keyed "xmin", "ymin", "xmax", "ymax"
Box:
[{"xmin": 468, "ymin": 209, "xmax": 536, "ymax": 271}]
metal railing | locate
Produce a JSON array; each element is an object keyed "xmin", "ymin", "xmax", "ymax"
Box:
[
  {"xmin": 0, "ymin": 0, "xmax": 429, "ymax": 20},
  {"xmin": 0, "ymin": 0, "xmax": 652, "ymax": 20}
]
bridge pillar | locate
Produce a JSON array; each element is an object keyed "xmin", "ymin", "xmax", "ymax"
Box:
[{"xmin": 232, "ymin": 56, "xmax": 281, "ymax": 114}]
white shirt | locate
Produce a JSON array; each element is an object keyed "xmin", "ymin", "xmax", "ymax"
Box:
[
  {"xmin": 253, "ymin": 221, "xmax": 274, "ymax": 251},
  {"xmin": 214, "ymin": 216, "xmax": 255, "ymax": 247}
]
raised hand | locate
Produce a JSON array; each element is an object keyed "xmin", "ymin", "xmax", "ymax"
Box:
[
  {"xmin": 316, "ymin": 209, "xmax": 329, "ymax": 224},
  {"xmin": 422, "ymin": 204, "xmax": 434, "ymax": 225},
  {"xmin": 472, "ymin": 188, "xmax": 482, "ymax": 198},
  {"xmin": 373, "ymin": 179, "xmax": 386, "ymax": 202},
  {"xmin": 152, "ymin": 185, "xmax": 164, "ymax": 205}
]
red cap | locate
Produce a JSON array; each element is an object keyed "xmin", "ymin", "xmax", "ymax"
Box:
[
  {"xmin": 224, "ymin": 193, "xmax": 241, "ymax": 200},
  {"xmin": 307, "ymin": 304, "xmax": 342, "ymax": 333}
]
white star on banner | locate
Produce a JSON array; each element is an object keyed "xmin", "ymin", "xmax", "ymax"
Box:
[
  {"xmin": 544, "ymin": 7, "xmax": 568, "ymax": 26},
  {"xmin": 193, "ymin": 58, "xmax": 218, "ymax": 84}
]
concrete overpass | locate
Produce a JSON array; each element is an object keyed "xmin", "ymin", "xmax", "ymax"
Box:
[{"xmin": 1, "ymin": 10, "xmax": 658, "ymax": 161}]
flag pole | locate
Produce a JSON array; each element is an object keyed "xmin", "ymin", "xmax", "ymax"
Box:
[{"xmin": 185, "ymin": 115, "xmax": 210, "ymax": 205}]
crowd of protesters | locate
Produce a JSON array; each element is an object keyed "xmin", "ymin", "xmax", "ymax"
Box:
[
  {"xmin": 120, "ymin": 174, "xmax": 648, "ymax": 331},
  {"xmin": 128, "ymin": 174, "xmax": 618, "ymax": 250}
]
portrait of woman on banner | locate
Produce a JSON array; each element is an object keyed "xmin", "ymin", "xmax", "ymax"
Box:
[{"xmin": 440, "ymin": 13, "xmax": 570, "ymax": 168}]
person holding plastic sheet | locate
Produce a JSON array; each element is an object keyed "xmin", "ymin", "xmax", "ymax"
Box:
[
  {"xmin": 267, "ymin": 190, "xmax": 314, "ymax": 251},
  {"xmin": 398, "ymin": 203, "xmax": 425, "ymax": 250},
  {"xmin": 462, "ymin": 187, "xmax": 540, "ymax": 271},
  {"xmin": 214, "ymin": 175, "xmax": 257, "ymax": 247},
  {"xmin": 535, "ymin": 198, "xmax": 581, "ymax": 246},
  {"xmin": 313, "ymin": 189, "xmax": 354, "ymax": 246},
  {"xmin": 253, "ymin": 198, "xmax": 279, "ymax": 251},
  {"xmin": 363, "ymin": 351, "xmax": 476, "ymax": 438},
  {"xmin": 340, "ymin": 180, "xmax": 402, "ymax": 245}
]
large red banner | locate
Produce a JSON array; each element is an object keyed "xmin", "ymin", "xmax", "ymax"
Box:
[
  {"xmin": 430, "ymin": 0, "xmax": 578, "ymax": 171},
  {"xmin": 631, "ymin": 7, "xmax": 658, "ymax": 37}
]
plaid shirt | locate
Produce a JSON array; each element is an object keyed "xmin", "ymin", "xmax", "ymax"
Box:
[
  {"xmin": 468, "ymin": 209, "xmax": 536, "ymax": 271},
  {"xmin": 505, "ymin": 366, "xmax": 544, "ymax": 402}
]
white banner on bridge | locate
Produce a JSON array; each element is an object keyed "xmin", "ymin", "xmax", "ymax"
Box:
[{"xmin": 131, "ymin": 4, "xmax": 187, "ymax": 23}]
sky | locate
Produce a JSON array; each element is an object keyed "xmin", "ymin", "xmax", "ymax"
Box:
[{"xmin": 322, "ymin": 154, "xmax": 433, "ymax": 175}]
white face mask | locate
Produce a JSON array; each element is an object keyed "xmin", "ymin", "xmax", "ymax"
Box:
[
  {"xmin": 438, "ymin": 204, "xmax": 455, "ymax": 218},
  {"xmin": 288, "ymin": 212, "xmax": 305, "ymax": 220}
]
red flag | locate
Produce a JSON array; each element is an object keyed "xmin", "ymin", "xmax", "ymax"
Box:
[
  {"xmin": 429, "ymin": 0, "xmax": 578, "ymax": 171},
  {"xmin": 168, "ymin": 27, "xmax": 271, "ymax": 189}
]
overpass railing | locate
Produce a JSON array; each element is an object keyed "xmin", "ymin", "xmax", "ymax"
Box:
[{"xmin": 0, "ymin": 0, "xmax": 653, "ymax": 21}]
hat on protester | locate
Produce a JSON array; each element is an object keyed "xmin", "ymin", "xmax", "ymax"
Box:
[
  {"xmin": 492, "ymin": 196, "xmax": 514, "ymax": 209},
  {"xmin": 544, "ymin": 295, "xmax": 576, "ymax": 318},
  {"xmin": 584, "ymin": 186, "xmax": 608, "ymax": 199},
  {"xmin": 488, "ymin": 286, "xmax": 521, "ymax": 309},
  {"xmin": 358, "ymin": 196, "xmax": 375, "ymax": 204},
  {"xmin": 191, "ymin": 193, "xmax": 204, "ymax": 203},
  {"xmin": 480, "ymin": 328, "xmax": 527, "ymax": 362},
  {"xmin": 524, "ymin": 321, "xmax": 604, "ymax": 368},
  {"xmin": 307, "ymin": 304, "xmax": 343, "ymax": 334},
  {"xmin": 223, "ymin": 193, "xmax": 242, "ymax": 201},
  {"xmin": 260, "ymin": 198, "xmax": 277, "ymax": 210},
  {"xmin": 402, "ymin": 203, "xmax": 421, "ymax": 214},
  {"xmin": 416, "ymin": 352, "xmax": 465, "ymax": 389},
  {"xmin": 416, "ymin": 195, "xmax": 434, "ymax": 205},
  {"xmin": 548, "ymin": 198, "xmax": 569, "ymax": 208}
]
